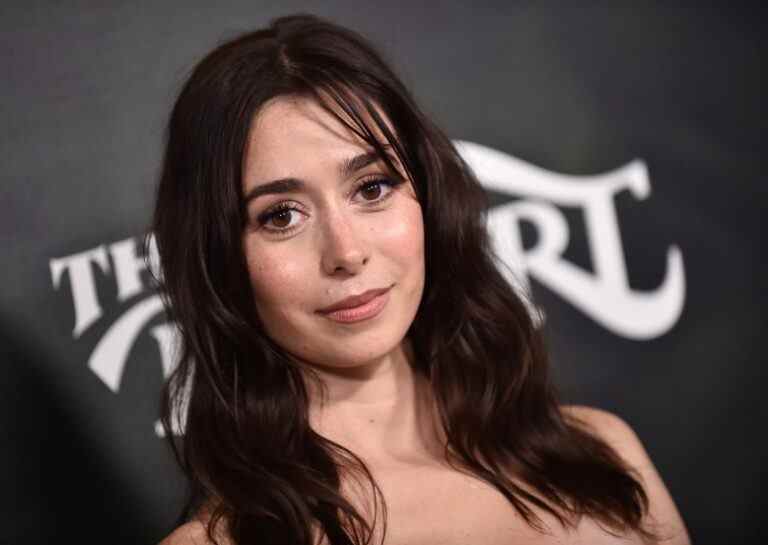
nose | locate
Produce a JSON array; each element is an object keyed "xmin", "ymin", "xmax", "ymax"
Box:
[{"xmin": 319, "ymin": 210, "xmax": 369, "ymax": 276}]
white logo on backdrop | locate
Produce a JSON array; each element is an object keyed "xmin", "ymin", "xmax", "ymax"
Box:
[
  {"xmin": 49, "ymin": 236, "xmax": 178, "ymax": 434},
  {"xmin": 455, "ymin": 140, "xmax": 685, "ymax": 340},
  {"xmin": 49, "ymin": 236, "xmax": 176, "ymax": 392},
  {"xmin": 49, "ymin": 141, "xmax": 685, "ymax": 431}
]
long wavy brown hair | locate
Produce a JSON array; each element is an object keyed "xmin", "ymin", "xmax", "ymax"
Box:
[{"xmin": 150, "ymin": 13, "xmax": 656, "ymax": 545}]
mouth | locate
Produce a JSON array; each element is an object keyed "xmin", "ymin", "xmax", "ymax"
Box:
[{"xmin": 316, "ymin": 285, "xmax": 393, "ymax": 323}]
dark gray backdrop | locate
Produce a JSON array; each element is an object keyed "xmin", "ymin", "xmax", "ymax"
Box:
[{"xmin": 2, "ymin": 2, "xmax": 765, "ymax": 544}]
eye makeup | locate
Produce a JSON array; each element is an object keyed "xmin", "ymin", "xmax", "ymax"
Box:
[{"xmin": 254, "ymin": 175, "xmax": 406, "ymax": 236}]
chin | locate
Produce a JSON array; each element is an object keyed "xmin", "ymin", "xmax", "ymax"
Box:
[
  {"xmin": 287, "ymin": 317, "xmax": 412, "ymax": 371},
  {"xmin": 312, "ymin": 333, "xmax": 408, "ymax": 369}
]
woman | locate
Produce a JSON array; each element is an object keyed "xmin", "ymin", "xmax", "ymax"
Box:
[{"xmin": 154, "ymin": 14, "xmax": 689, "ymax": 545}]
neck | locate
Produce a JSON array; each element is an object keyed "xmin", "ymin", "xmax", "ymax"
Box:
[{"xmin": 305, "ymin": 338, "xmax": 445, "ymax": 463}]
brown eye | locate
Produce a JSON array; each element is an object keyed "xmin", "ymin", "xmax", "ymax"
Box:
[
  {"xmin": 352, "ymin": 177, "xmax": 404, "ymax": 207},
  {"xmin": 256, "ymin": 202, "xmax": 306, "ymax": 234},
  {"xmin": 270, "ymin": 209, "xmax": 293, "ymax": 228},
  {"xmin": 360, "ymin": 182, "xmax": 382, "ymax": 200}
]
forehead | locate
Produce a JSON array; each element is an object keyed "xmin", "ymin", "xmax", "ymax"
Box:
[{"xmin": 242, "ymin": 94, "xmax": 398, "ymax": 182}]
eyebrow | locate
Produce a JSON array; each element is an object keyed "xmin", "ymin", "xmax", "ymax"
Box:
[{"xmin": 243, "ymin": 147, "xmax": 393, "ymax": 204}]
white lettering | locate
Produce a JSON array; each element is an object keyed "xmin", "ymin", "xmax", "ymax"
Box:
[
  {"xmin": 87, "ymin": 295, "xmax": 165, "ymax": 391},
  {"xmin": 49, "ymin": 245, "xmax": 111, "ymax": 338},
  {"xmin": 109, "ymin": 237, "xmax": 148, "ymax": 301},
  {"xmin": 456, "ymin": 140, "xmax": 686, "ymax": 340},
  {"xmin": 144, "ymin": 233, "xmax": 163, "ymax": 282},
  {"xmin": 149, "ymin": 322, "xmax": 185, "ymax": 436},
  {"xmin": 149, "ymin": 322, "xmax": 181, "ymax": 380}
]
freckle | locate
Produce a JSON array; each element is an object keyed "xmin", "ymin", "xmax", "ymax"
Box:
[{"xmin": 369, "ymin": 418, "xmax": 375, "ymax": 424}]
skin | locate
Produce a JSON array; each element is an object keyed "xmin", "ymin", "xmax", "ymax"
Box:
[
  {"xmin": 160, "ymin": 95, "xmax": 691, "ymax": 545},
  {"xmin": 241, "ymin": 95, "xmax": 426, "ymax": 404}
]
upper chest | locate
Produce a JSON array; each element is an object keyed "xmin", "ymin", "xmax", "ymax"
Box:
[{"xmin": 346, "ymin": 461, "xmax": 642, "ymax": 545}]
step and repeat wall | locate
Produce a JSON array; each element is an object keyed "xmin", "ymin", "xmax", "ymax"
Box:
[{"xmin": 2, "ymin": 3, "xmax": 764, "ymax": 544}]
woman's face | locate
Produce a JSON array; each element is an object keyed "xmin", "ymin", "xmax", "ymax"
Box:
[{"xmin": 241, "ymin": 95, "xmax": 425, "ymax": 371}]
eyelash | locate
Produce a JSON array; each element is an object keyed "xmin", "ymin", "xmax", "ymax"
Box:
[{"xmin": 255, "ymin": 176, "xmax": 405, "ymax": 235}]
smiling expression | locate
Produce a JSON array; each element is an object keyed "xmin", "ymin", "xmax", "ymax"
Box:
[{"xmin": 241, "ymin": 95, "xmax": 425, "ymax": 371}]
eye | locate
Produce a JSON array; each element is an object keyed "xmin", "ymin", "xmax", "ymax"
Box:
[
  {"xmin": 360, "ymin": 182, "xmax": 383, "ymax": 200},
  {"xmin": 256, "ymin": 202, "xmax": 306, "ymax": 234},
  {"xmin": 353, "ymin": 176, "xmax": 404, "ymax": 205}
]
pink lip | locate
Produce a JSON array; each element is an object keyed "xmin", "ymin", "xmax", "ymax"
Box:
[{"xmin": 317, "ymin": 286, "xmax": 392, "ymax": 323}]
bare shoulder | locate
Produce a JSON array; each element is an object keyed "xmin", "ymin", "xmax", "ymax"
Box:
[
  {"xmin": 561, "ymin": 405, "xmax": 648, "ymax": 464},
  {"xmin": 561, "ymin": 405, "xmax": 691, "ymax": 545},
  {"xmin": 158, "ymin": 521, "xmax": 226, "ymax": 545}
]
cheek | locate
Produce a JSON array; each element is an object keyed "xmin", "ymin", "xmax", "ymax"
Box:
[
  {"xmin": 370, "ymin": 200, "xmax": 425, "ymax": 312},
  {"xmin": 243, "ymin": 241, "xmax": 311, "ymax": 314},
  {"xmin": 380, "ymin": 201, "xmax": 424, "ymax": 266}
]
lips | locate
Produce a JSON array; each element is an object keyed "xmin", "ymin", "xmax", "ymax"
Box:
[{"xmin": 317, "ymin": 286, "xmax": 392, "ymax": 314}]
